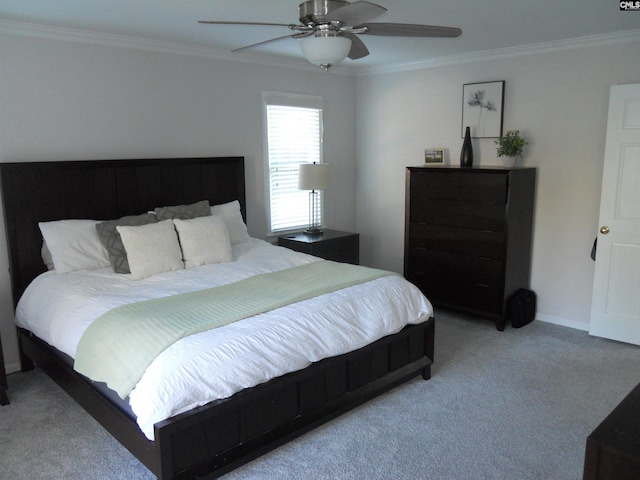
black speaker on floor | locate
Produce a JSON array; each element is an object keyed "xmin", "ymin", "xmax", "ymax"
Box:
[{"xmin": 508, "ymin": 289, "xmax": 536, "ymax": 328}]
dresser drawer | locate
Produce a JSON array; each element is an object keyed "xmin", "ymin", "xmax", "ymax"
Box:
[
  {"xmin": 407, "ymin": 248, "xmax": 504, "ymax": 284},
  {"xmin": 408, "ymin": 224, "xmax": 505, "ymax": 259},
  {"xmin": 407, "ymin": 270, "xmax": 504, "ymax": 315},
  {"xmin": 410, "ymin": 171, "xmax": 508, "ymax": 204},
  {"xmin": 409, "ymin": 199, "xmax": 506, "ymax": 232},
  {"xmin": 406, "ymin": 248, "xmax": 505, "ymax": 315}
]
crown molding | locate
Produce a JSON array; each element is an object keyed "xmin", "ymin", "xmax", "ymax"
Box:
[
  {"xmin": 0, "ymin": 19, "xmax": 335, "ymax": 74},
  {"xmin": 2, "ymin": 19, "xmax": 638, "ymax": 78},
  {"xmin": 354, "ymin": 29, "xmax": 640, "ymax": 76},
  {"xmin": 0, "ymin": 19, "xmax": 219, "ymax": 56}
]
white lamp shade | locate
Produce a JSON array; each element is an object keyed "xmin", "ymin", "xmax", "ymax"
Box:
[
  {"xmin": 298, "ymin": 163, "xmax": 330, "ymax": 190},
  {"xmin": 300, "ymin": 35, "xmax": 352, "ymax": 68}
]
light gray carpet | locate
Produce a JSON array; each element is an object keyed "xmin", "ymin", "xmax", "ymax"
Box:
[{"xmin": 2, "ymin": 310, "xmax": 639, "ymax": 480}]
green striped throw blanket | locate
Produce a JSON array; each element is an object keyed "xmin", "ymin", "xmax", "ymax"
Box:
[{"xmin": 74, "ymin": 260, "xmax": 394, "ymax": 398}]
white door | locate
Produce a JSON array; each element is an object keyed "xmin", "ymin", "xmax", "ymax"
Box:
[{"xmin": 589, "ymin": 83, "xmax": 640, "ymax": 344}]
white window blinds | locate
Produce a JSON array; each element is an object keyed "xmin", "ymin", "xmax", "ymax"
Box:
[{"xmin": 265, "ymin": 95, "xmax": 324, "ymax": 233}]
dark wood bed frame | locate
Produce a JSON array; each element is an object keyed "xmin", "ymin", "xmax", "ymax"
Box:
[{"xmin": 0, "ymin": 157, "xmax": 435, "ymax": 479}]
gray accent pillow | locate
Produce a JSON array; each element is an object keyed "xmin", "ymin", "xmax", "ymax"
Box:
[
  {"xmin": 154, "ymin": 200, "xmax": 211, "ymax": 221},
  {"xmin": 96, "ymin": 213, "xmax": 158, "ymax": 274}
]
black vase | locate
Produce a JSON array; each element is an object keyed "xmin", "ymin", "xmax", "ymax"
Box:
[{"xmin": 460, "ymin": 126, "xmax": 473, "ymax": 167}]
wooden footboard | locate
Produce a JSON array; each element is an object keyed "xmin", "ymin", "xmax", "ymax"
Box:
[{"xmin": 19, "ymin": 317, "xmax": 434, "ymax": 479}]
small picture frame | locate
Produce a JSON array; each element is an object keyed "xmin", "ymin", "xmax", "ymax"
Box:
[
  {"xmin": 462, "ymin": 81, "xmax": 504, "ymax": 138},
  {"xmin": 424, "ymin": 148, "xmax": 445, "ymax": 166}
]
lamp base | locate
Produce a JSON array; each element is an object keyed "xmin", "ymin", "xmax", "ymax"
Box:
[{"xmin": 304, "ymin": 227, "xmax": 324, "ymax": 236}]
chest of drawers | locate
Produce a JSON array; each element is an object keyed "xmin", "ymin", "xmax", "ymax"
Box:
[{"xmin": 404, "ymin": 166, "xmax": 536, "ymax": 330}]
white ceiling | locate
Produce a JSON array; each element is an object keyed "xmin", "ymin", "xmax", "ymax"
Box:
[{"xmin": 1, "ymin": 0, "xmax": 639, "ymax": 73}]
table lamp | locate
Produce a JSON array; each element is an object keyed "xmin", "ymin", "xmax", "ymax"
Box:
[{"xmin": 298, "ymin": 162, "xmax": 330, "ymax": 235}]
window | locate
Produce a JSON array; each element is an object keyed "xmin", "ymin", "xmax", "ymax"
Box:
[{"xmin": 264, "ymin": 93, "xmax": 324, "ymax": 233}]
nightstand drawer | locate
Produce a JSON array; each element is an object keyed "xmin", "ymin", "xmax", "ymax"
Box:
[
  {"xmin": 278, "ymin": 230, "xmax": 359, "ymax": 265},
  {"xmin": 309, "ymin": 237, "xmax": 358, "ymax": 263}
]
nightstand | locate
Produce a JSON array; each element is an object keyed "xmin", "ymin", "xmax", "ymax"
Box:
[
  {"xmin": 278, "ymin": 229, "xmax": 359, "ymax": 265},
  {"xmin": 0, "ymin": 331, "xmax": 9, "ymax": 405}
]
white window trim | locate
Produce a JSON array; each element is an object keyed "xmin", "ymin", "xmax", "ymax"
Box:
[{"xmin": 263, "ymin": 92, "xmax": 325, "ymax": 236}]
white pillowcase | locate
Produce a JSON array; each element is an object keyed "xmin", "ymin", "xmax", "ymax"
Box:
[
  {"xmin": 116, "ymin": 220, "xmax": 184, "ymax": 280},
  {"xmin": 173, "ymin": 216, "xmax": 232, "ymax": 268},
  {"xmin": 38, "ymin": 220, "xmax": 111, "ymax": 273},
  {"xmin": 210, "ymin": 200, "xmax": 250, "ymax": 244}
]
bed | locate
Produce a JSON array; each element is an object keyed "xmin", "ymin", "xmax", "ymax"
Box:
[{"xmin": 0, "ymin": 157, "xmax": 435, "ymax": 479}]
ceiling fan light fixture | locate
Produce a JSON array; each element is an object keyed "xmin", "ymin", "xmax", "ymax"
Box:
[
  {"xmin": 201, "ymin": 1, "xmax": 461, "ymax": 69},
  {"xmin": 300, "ymin": 32, "xmax": 352, "ymax": 71}
]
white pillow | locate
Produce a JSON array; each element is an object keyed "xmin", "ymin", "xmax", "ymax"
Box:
[
  {"xmin": 173, "ymin": 216, "xmax": 232, "ymax": 268},
  {"xmin": 38, "ymin": 220, "xmax": 111, "ymax": 273},
  {"xmin": 116, "ymin": 220, "xmax": 184, "ymax": 280},
  {"xmin": 210, "ymin": 200, "xmax": 250, "ymax": 244}
]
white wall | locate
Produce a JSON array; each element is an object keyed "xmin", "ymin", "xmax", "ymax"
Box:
[
  {"xmin": 2, "ymin": 29, "xmax": 638, "ymax": 373},
  {"xmin": 355, "ymin": 38, "xmax": 640, "ymax": 331},
  {"xmin": 0, "ymin": 34, "xmax": 357, "ymax": 372}
]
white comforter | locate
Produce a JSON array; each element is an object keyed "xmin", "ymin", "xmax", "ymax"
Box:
[{"xmin": 15, "ymin": 238, "xmax": 432, "ymax": 440}]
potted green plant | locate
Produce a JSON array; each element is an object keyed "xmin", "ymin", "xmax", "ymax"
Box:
[{"xmin": 495, "ymin": 130, "xmax": 528, "ymax": 167}]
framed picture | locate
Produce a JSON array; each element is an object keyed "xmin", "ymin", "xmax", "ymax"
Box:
[
  {"xmin": 423, "ymin": 148, "xmax": 445, "ymax": 166},
  {"xmin": 462, "ymin": 81, "xmax": 504, "ymax": 138}
]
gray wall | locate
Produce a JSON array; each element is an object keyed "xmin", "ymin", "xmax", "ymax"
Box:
[
  {"xmin": 1, "ymin": 26, "xmax": 639, "ymax": 373},
  {"xmin": 355, "ymin": 37, "xmax": 640, "ymax": 331},
  {"xmin": 0, "ymin": 33, "xmax": 357, "ymax": 372}
]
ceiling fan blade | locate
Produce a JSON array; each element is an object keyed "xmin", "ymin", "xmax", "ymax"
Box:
[
  {"xmin": 359, "ymin": 23, "xmax": 462, "ymax": 38},
  {"xmin": 231, "ymin": 33, "xmax": 301, "ymax": 53},
  {"xmin": 326, "ymin": 1, "xmax": 387, "ymax": 26},
  {"xmin": 342, "ymin": 33, "xmax": 369, "ymax": 60},
  {"xmin": 199, "ymin": 20, "xmax": 296, "ymax": 28}
]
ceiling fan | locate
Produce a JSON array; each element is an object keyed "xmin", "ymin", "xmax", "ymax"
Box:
[{"xmin": 199, "ymin": 0, "xmax": 462, "ymax": 71}]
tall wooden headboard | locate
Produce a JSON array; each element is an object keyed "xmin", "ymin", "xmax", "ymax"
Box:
[{"xmin": 0, "ymin": 157, "xmax": 245, "ymax": 306}]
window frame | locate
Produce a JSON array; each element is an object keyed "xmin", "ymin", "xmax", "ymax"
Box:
[{"xmin": 263, "ymin": 92, "xmax": 325, "ymax": 236}]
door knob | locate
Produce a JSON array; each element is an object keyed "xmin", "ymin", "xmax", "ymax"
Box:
[{"xmin": 600, "ymin": 226, "xmax": 610, "ymax": 235}]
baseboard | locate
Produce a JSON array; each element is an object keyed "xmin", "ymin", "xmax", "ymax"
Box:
[{"xmin": 535, "ymin": 314, "xmax": 589, "ymax": 332}]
